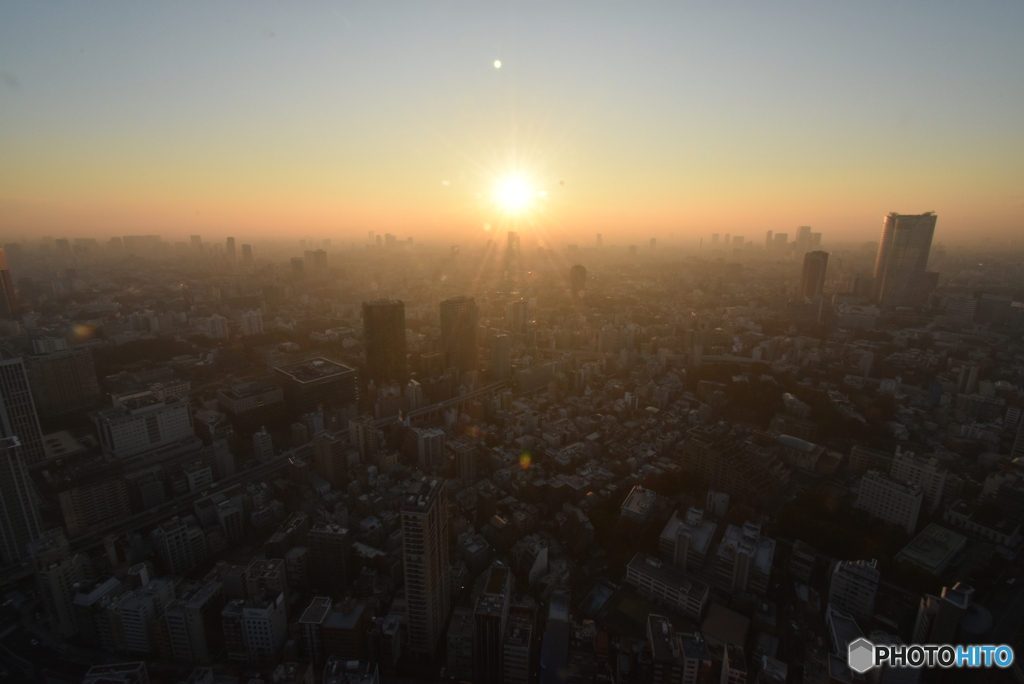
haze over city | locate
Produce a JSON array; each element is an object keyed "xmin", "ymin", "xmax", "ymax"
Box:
[
  {"xmin": 3, "ymin": 2, "xmax": 1024, "ymax": 245},
  {"xmin": 1, "ymin": 4, "xmax": 1024, "ymax": 684}
]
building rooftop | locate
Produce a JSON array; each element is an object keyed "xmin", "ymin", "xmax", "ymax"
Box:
[
  {"xmin": 627, "ymin": 553, "xmax": 709, "ymax": 598},
  {"xmin": 620, "ymin": 485, "xmax": 658, "ymax": 518},
  {"xmin": 647, "ymin": 615, "xmax": 678, "ymax": 662},
  {"xmin": 275, "ymin": 358, "xmax": 354, "ymax": 383},
  {"xmin": 894, "ymin": 523, "xmax": 967, "ymax": 574},
  {"xmin": 401, "ymin": 477, "xmax": 444, "ymax": 513},
  {"xmin": 660, "ymin": 508, "xmax": 716, "ymax": 555}
]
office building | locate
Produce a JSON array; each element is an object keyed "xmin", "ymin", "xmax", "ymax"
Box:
[
  {"xmin": 242, "ymin": 590, "xmax": 288, "ymax": 666},
  {"xmin": 569, "ymin": 265, "xmax": 586, "ymax": 301},
  {"xmin": 799, "ymin": 251, "xmax": 829, "ymax": 300},
  {"xmin": 448, "ymin": 438, "xmax": 477, "ymax": 484},
  {"xmin": 872, "ymin": 212, "xmax": 937, "ymax": 307},
  {"xmin": 349, "ymin": 415, "xmax": 378, "ymax": 463},
  {"xmin": 0, "ymin": 248, "xmax": 19, "ymax": 320},
  {"xmin": 226, "ymin": 236, "xmax": 236, "ymax": 263},
  {"xmin": 440, "ymin": 296, "xmax": 479, "ymax": 374},
  {"xmin": 626, "ymin": 553, "xmax": 709, "ymax": 621},
  {"xmin": 205, "ymin": 314, "xmax": 229, "ymax": 339},
  {"xmin": 24, "ymin": 346, "xmax": 101, "ymax": 418},
  {"xmin": 308, "ymin": 523, "xmax": 351, "ymax": 590},
  {"xmin": 0, "ymin": 437, "xmax": 41, "ymax": 566},
  {"xmin": 92, "ymin": 393, "xmax": 194, "ymax": 460},
  {"xmin": 30, "ymin": 529, "xmax": 88, "ymax": 637},
  {"xmin": 411, "ymin": 427, "xmax": 445, "ymax": 471},
  {"xmin": 241, "ymin": 244, "xmax": 254, "ymax": 269},
  {"xmin": 505, "ymin": 298, "xmax": 529, "ymax": 336},
  {"xmin": 313, "ymin": 431, "xmax": 347, "ymax": 487},
  {"xmin": 274, "ymin": 358, "xmax": 358, "ymax": 415},
  {"xmin": 241, "ymin": 310, "xmax": 263, "ymax": 336},
  {"xmin": 53, "ymin": 455, "xmax": 131, "ymax": 537},
  {"xmin": 714, "ymin": 522, "xmax": 775, "ymax": 595},
  {"xmin": 253, "ymin": 426, "xmax": 274, "ymax": 462},
  {"xmin": 402, "ymin": 478, "xmax": 451, "ymax": 655},
  {"xmin": 855, "ymin": 470, "xmax": 923, "ymax": 534},
  {"xmin": 474, "ymin": 565, "xmax": 511, "ymax": 684},
  {"xmin": 299, "ymin": 596, "xmax": 333, "ymax": 665},
  {"xmin": 217, "ymin": 379, "xmax": 284, "ymax": 419},
  {"xmin": 362, "ymin": 300, "xmax": 408, "ymax": 383},
  {"xmin": 828, "ymin": 559, "xmax": 880, "ymax": 622},
  {"xmin": 323, "ymin": 599, "xmax": 370, "ymax": 660},
  {"xmin": 722, "ymin": 644, "xmax": 747, "ymax": 684},
  {"xmin": 162, "ymin": 581, "xmax": 225, "ymax": 664},
  {"xmin": 490, "ymin": 333, "xmax": 511, "ymax": 381},
  {"xmin": 0, "ymin": 354, "xmax": 46, "ymax": 465},
  {"xmin": 151, "ymin": 517, "xmax": 205, "ymax": 575},
  {"xmin": 447, "ymin": 607, "xmax": 475, "ymax": 684},
  {"xmin": 659, "ymin": 508, "xmax": 716, "ymax": 571},
  {"xmin": 502, "ymin": 607, "xmax": 533, "ymax": 684},
  {"xmin": 890, "ymin": 450, "xmax": 951, "ymax": 514}
]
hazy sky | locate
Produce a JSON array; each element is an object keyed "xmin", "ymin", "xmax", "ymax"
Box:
[{"xmin": 2, "ymin": 2, "xmax": 1023, "ymax": 245}]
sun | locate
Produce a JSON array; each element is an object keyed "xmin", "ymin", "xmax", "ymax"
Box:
[{"xmin": 494, "ymin": 175, "xmax": 536, "ymax": 215}]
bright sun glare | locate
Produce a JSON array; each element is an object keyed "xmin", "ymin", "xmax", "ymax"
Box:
[{"xmin": 494, "ymin": 176, "xmax": 535, "ymax": 214}]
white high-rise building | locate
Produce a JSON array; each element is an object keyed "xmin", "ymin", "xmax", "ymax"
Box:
[
  {"xmin": 241, "ymin": 310, "xmax": 263, "ymax": 336},
  {"xmin": 828, "ymin": 559, "xmax": 880, "ymax": 622},
  {"xmin": 854, "ymin": 471, "xmax": 923, "ymax": 534}
]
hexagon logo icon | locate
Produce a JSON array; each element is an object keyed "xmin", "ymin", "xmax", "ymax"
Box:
[{"xmin": 848, "ymin": 637, "xmax": 875, "ymax": 674}]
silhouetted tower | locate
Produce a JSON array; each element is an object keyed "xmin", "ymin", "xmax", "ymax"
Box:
[
  {"xmin": 872, "ymin": 212, "xmax": 937, "ymax": 307},
  {"xmin": 362, "ymin": 300, "xmax": 408, "ymax": 383},
  {"xmin": 799, "ymin": 251, "xmax": 829, "ymax": 300},
  {"xmin": 0, "ymin": 249, "xmax": 19, "ymax": 320},
  {"xmin": 226, "ymin": 237, "xmax": 236, "ymax": 263},
  {"xmin": 440, "ymin": 297, "xmax": 478, "ymax": 374}
]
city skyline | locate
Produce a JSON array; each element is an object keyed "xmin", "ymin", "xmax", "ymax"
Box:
[{"xmin": 2, "ymin": 3, "xmax": 1024, "ymax": 243}]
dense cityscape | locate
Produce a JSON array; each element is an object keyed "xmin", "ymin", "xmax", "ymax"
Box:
[{"xmin": 0, "ymin": 217, "xmax": 1021, "ymax": 684}]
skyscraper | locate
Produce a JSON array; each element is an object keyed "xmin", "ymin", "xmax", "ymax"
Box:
[
  {"xmin": 0, "ymin": 249, "xmax": 19, "ymax": 320},
  {"xmin": 362, "ymin": 300, "xmax": 408, "ymax": 383},
  {"xmin": 226, "ymin": 236, "xmax": 236, "ymax": 263},
  {"xmin": 241, "ymin": 244, "xmax": 254, "ymax": 269},
  {"xmin": 402, "ymin": 477, "xmax": 450, "ymax": 655},
  {"xmin": 440, "ymin": 296, "xmax": 478, "ymax": 374},
  {"xmin": 0, "ymin": 354, "xmax": 45, "ymax": 465},
  {"xmin": 799, "ymin": 251, "xmax": 829, "ymax": 301},
  {"xmin": 0, "ymin": 437, "xmax": 41, "ymax": 566},
  {"xmin": 872, "ymin": 212, "xmax": 937, "ymax": 307},
  {"xmin": 474, "ymin": 564, "xmax": 511, "ymax": 684},
  {"xmin": 505, "ymin": 299, "xmax": 529, "ymax": 336},
  {"xmin": 24, "ymin": 346, "xmax": 101, "ymax": 418},
  {"xmin": 490, "ymin": 333, "xmax": 511, "ymax": 382},
  {"xmin": 569, "ymin": 265, "xmax": 587, "ymax": 301}
]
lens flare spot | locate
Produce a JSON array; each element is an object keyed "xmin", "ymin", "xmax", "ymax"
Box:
[
  {"xmin": 494, "ymin": 60, "xmax": 502, "ymax": 69},
  {"xmin": 519, "ymin": 452, "xmax": 532, "ymax": 469}
]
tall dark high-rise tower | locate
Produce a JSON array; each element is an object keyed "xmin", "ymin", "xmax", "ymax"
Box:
[
  {"xmin": 872, "ymin": 212, "xmax": 937, "ymax": 307},
  {"xmin": 799, "ymin": 251, "xmax": 829, "ymax": 301},
  {"xmin": 0, "ymin": 354, "xmax": 45, "ymax": 465},
  {"xmin": 226, "ymin": 237, "xmax": 236, "ymax": 263},
  {"xmin": 0, "ymin": 437, "xmax": 41, "ymax": 566},
  {"xmin": 570, "ymin": 265, "xmax": 587, "ymax": 301},
  {"xmin": 440, "ymin": 296, "xmax": 478, "ymax": 374},
  {"xmin": 362, "ymin": 299, "xmax": 407, "ymax": 383},
  {"xmin": 0, "ymin": 249, "xmax": 20, "ymax": 320},
  {"xmin": 402, "ymin": 478, "xmax": 450, "ymax": 655}
]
